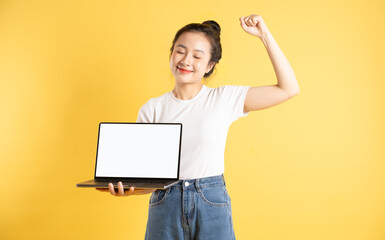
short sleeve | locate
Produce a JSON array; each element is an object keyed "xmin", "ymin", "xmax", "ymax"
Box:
[
  {"xmin": 136, "ymin": 100, "xmax": 154, "ymax": 123},
  {"xmin": 219, "ymin": 85, "xmax": 251, "ymax": 123}
]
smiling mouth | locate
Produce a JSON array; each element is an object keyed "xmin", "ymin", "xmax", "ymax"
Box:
[{"xmin": 177, "ymin": 67, "xmax": 193, "ymax": 73}]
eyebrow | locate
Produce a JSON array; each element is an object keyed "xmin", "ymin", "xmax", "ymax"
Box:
[{"xmin": 176, "ymin": 44, "xmax": 205, "ymax": 54}]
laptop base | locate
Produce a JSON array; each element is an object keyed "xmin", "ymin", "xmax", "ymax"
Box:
[{"xmin": 76, "ymin": 179, "xmax": 178, "ymax": 189}]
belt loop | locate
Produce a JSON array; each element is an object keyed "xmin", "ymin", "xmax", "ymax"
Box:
[
  {"xmin": 166, "ymin": 187, "xmax": 171, "ymax": 193},
  {"xmin": 222, "ymin": 174, "xmax": 226, "ymax": 186},
  {"xmin": 195, "ymin": 178, "xmax": 201, "ymax": 192}
]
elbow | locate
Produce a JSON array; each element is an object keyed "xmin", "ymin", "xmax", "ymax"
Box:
[
  {"xmin": 291, "ymin": 85, "xmax": 300, "ymax": 97},
  {"xmin": 287, "ymin": 89, "xmax": 300, "ymax": 98},
  {"xmin": 290, "ymin": 79, "xmax": 300, "ymax": 97}
]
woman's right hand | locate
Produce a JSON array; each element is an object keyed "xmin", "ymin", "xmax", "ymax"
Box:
[{"xmin": 95, "ymin": 182, "xmax": 156, "ymax": 197}]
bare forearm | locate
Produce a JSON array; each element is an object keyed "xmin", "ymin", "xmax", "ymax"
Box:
[{"xmin": 261, "ymin": 31, "xmax": 299, "ymax": 95}]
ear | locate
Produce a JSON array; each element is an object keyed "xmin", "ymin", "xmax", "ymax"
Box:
[{"xmin": 206, "ymin": 62, "xmax": 215, "ymax": 74}]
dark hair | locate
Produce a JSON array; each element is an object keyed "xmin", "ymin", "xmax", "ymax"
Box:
[{"xmin": 169, "ymin": 20, "xmax": 222, "ymax": 78}]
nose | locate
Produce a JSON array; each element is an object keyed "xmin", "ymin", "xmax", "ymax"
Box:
[{"xmin": 180, "ymin": 53, "xmax": 193, "ymax": 67}]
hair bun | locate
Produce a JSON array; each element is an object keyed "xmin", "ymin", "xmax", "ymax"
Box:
[{"xmin": 202, "ymin": 20, "xmax": 221, "ymax": 36}]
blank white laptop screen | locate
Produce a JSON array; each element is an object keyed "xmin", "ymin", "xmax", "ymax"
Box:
[{"xmin": 95, "ymin": 123, "xmax": 181, "ymax": 179}]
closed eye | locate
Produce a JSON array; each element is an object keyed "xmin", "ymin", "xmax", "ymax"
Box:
[{"xmin": 176, "ymin": 51, "xmax": 201, "ymax": 59}]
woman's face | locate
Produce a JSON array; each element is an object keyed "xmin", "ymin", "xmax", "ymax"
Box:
[{"xmin": 170, "ymin": 31, "xmax": 215, "ymax": 85}]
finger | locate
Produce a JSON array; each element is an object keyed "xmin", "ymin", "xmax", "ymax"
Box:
[
  {"xmin": 121, "ymin": 186, "xmax": 134, "ymax": 195},
  {"xmin": 253, "ymin": 15, "xmax": 263, "ymax": 25},
  {"xmin": 128, "ymin": 186, "xmax": 135, "ymax": 195},
  {"xmin": 250, "ymin": 17, "xmax": 256, "ymax": 25},
  {"xmin": 246, "ymin": 18, "xmax": 254, "ymax": 27},
  {"xmin": 247, "ymin": 18, "xmax": 255, "ymax": 26},
  {"xmin": 239, "ymin": 17, "xmax": 248, "ymax": 28},
  {"xmin": 109, "ymin": 183, "xmax": 116, "ymax": 195},
  {"xmin": 118, "ymin": 182, "xmax": 125, "ymax": 196},
  {"xmin": 242, "ymin": 16, "xmax": 249, "ymax": 26}
]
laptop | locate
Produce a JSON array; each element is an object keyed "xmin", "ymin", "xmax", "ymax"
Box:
[{"xmin": 76, "ymin": 122, "xmax": 182, "ymax": 189}]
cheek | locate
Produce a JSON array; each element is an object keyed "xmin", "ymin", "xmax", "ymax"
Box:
[
  {"xmin": 170, "ymin": 56, "xmax": 177, "ymax": 68},
  {"xmin": 195, "ymin": 62, "xmax": 205, "ymax": 71}
]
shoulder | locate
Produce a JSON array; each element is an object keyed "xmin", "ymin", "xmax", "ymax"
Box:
[
  {"xmin": 137, "ymin": 92, "xmax": 170, "ymax": 123},
  {"xmin": 139, "ymin": 92, "xmax": 170, "ymax": 111}
]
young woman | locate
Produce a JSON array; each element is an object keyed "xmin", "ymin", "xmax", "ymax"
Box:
[{"xmin": 97, "ymin": 14, "xmax": 299, "ymax": 239}]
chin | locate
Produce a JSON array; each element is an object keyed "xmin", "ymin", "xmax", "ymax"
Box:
[
  {"xmin": 174, "ymin": 77, "xmax": 199, "ymax": 85},
  {"xmin": 175, "ymin": 79, "xmax": 194, "ymax": 84}
]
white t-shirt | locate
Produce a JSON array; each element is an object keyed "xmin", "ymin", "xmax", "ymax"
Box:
[{"xmin": 136, "ymin": 84, "xmax": 251, "ymax": 179}]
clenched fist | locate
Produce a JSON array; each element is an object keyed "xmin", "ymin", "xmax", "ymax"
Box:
[{"xmin": 239, "ymin": 14, "xmax": 270, "ymax": 39}]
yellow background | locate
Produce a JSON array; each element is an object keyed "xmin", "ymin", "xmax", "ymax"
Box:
[{"xmin": 1, "ymin": 0, "xmax": 384, "ymax": 239}]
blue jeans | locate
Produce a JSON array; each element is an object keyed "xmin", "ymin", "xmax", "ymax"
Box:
[{"xmin": 145, "ymin": 174, "xmax": 235, "ymax": 240}]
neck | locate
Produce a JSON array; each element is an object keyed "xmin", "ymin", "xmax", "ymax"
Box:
[{"xmin": 172, "ymin": 83, "xmax": 203, "ymax": 100}]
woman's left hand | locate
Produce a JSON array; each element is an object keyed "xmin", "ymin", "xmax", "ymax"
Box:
[{"xmin": 239, "ymin": 14, "xmax": 270, "ymax": 39}]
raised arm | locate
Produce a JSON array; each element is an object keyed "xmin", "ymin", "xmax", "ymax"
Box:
[{"xmin": 239, "ymin": 14, "xmax": 300, "ymax": 112}]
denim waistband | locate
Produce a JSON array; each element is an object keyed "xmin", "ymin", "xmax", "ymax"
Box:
[{"xmin": 166, "ymin": 174, "xmax": 227, "ymax": 193}]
